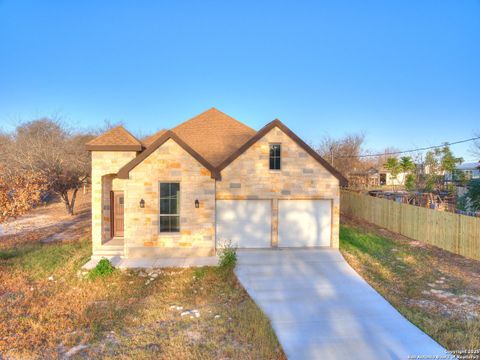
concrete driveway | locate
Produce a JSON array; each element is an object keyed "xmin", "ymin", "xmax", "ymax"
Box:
[{"xmin": 235, "ymin": 249, "xmax": 447, "ymax": 360}]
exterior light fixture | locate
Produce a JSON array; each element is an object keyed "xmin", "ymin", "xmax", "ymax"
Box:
[
  {"xmin": 139, "ymin": 199, "xmax": 145, "ymax": 208},
  {"xmin": 195, "ymin": 199, "xmax": 199, "ymax": 208}
]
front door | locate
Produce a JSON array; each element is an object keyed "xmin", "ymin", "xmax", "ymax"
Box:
[{"xmin": 111, "ymin": 191, "xmax": 124, "ymax": 237}]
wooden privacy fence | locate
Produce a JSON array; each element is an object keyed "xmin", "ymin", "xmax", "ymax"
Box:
[{"xmin": 341, "ymin": 190, "xmax": 480, "ymax": 261}]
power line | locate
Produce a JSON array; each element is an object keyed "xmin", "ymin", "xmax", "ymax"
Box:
[{"xmin": 335, "ymin": 136, "xmax": 480, "ymax": 159}]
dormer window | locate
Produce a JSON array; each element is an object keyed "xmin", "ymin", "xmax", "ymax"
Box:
[{"xmin": 269, "ymin": 144, "xmax": 281, "ymax": 170}]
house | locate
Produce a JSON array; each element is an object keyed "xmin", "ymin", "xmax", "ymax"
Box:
[
  {"xmin": 348, "ymin": 167, "xmax": 380, "ymax": 188},
  {"xmin": 378, "ymin": 167, "xmax": 408, "ymax": 186},
  {"xmin": 348, "ymin": 166, "xmax": 407, "ymax": 188},
  {"xmin": 86, "ymin": 108, "xmax": 347, "ymax": 259},
  {"xmin": 445, "ymin": 161, "xmax": 480, "ymax": 183}
]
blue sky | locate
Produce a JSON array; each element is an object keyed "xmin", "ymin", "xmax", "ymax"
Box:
[{"xmin": 1, "ymin": 0, "xmax": 479, "ymax": 160}]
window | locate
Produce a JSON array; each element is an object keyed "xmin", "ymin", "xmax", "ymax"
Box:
[
  {"xmin": 269, "ymin": 144, "xmax": 281, "ymax": 170},
  {"xmin": 159, "ymin": 183, "xmax": 180, "ymax": 232}
]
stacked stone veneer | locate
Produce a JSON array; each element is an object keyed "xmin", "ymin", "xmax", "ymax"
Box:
[
  {"xmin": 91, "ymin": 151, "xmax": 136, "ymax": 252},
  {"xmin": 217, "ymin": 127, "xmax": 340, "ymax": 248},
  {"xmin": 125, "ymin": 139, "xmax": 215, "ymax": 257},
  {"xmin": 91, "ymin": 126, "xmax": 341, "ymax": 258}
]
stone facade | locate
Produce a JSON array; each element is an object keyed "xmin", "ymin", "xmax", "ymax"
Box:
[
  {"xmin": 124, "ymin": 139, "xmax": 215, "ymax": 257},
  {"xmin": 91, "ymin": 151, "xmax": 137, "ymax": 252},
  {"xmin": 216, "ymin": 127, "xmax": 340, "ymax": 247},
  {"xmin": 91, "ymin": 126, "xmax": 341, "ymax": 258}
]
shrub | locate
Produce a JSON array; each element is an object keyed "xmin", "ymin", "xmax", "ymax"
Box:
[
  {"xmin": 466, "ymin": 179, "xmax": 480, "ymax": 211},
  {"xmin": 88, "ymin": 258, "xmax": 115, "ymax": 280},
  {"xmin": 218, "ymin": 240, "xmax": 237, "ymax": 268}
]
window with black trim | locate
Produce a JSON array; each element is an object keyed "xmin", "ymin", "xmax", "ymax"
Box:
[
  {"xmin": 159, "ymin": 183, "xmax": 180, "ymax": 232},
  {"xmin": 269, "ymin": 144, "xmax": 281, "ymax": 170}
]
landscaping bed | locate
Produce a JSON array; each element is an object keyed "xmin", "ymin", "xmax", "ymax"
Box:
[{"xmin": 340, "ymin": 215, "xmax": 480, "ymax": 351}]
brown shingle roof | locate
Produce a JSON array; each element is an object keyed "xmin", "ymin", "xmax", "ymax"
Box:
[
  {"xmin": 87, "ymin": 109, "xmax": 347, "ymax": 186},
  {"xmin": 141, "ymin": 129, "xmax": 167, "ymax": 147},
  {"xmin": 86, "ymin": 126, "xmax": 143, "ymax": 151},
  {"xmin": 171, "ymin": 108, "xmax": 256, "ymax": 166}
]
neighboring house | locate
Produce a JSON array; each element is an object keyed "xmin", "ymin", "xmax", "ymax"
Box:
[
  {"xmin": 445, "ymin": 161, "xmax": 480, "ymax": 183},
  {"xmin": 379, "ymin": 168, "xmax": 408, "ymax": 186},
  {"xmin": 86, "ymin": 108, "xmax": 347, "ymax": 259},
  {"xmin": 348, "ymin": 167, "xmax": 407, "ymax": 188},
  {"xmin": 348, "ymin": 168, "xmax": 381, "ymax": 188}
]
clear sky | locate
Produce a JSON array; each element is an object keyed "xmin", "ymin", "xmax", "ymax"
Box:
[{"xmin": 1, "ymin": 0, "xmax": 479, "ymax": 160}]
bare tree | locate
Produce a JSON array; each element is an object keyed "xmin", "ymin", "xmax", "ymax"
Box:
[
  {"xmin": 315, "ymin": 133, "xmax": 368, "ymax": 176},
  {"xmin": 0, "ymin": 131, "xmax": 12, "ymax": 164},
  {"xmin": 5, "ymin": 119, "xmax": 95, "ymax": 215}
]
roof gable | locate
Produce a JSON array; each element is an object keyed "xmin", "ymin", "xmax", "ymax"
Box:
[
  {"xmin": 88, "ymin": 110, "xmax": 347, "ymax": 186},
  {"xmin": 216, "ymin": 119, "xmax": 348, "ymax": 186},
  {"xmin": 117, "ymin": 130, "xmax": 220, "ymax": 179},
  {"xmin": 86, "ymin": 126, "xmax": 143, "ymax": 151},
  {"xmin": 171, "ymin": 108, "xmax": 256, "ymax": 166}
]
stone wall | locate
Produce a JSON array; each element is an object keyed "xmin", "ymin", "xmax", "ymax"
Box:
[
  {"xmin": 125, "ymin": 139, "xmax": 216, "ymax": 257},
  {"xmin": 216, "ymin": 126, "xmax": 340, "ymax": 248},
  {"xmin": 91, "ymin": 151, "xmax": 137, "ymax": 250},
  {"xmin": 90, "ymin": 126, "xmax": 341, "ymax": 258}
]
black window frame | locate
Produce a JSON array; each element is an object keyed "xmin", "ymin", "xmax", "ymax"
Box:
[
  {"xmin": 159, "ymin": 182, "xmax": 180, "ymax": 233},
  {"xmin": 269, "ymin": 144, "xmax": 281, "ymax": 170}
]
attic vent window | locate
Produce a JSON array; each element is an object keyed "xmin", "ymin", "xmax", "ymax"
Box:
[{"xmin": 269, "ymin": 144, "xmax": 281, "ymax": 170}]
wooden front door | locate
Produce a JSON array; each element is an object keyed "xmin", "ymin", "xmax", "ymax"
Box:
[{"xmin": 111, "ymin": 191, "xmax": 124, "ymax": 237}]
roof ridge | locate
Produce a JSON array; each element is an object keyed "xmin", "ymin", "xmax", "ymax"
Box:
[
  {"xmin": 85, "ymin": 125, "xmax": 143, "ymax": 150},
  {"xmin": 172, "ymin": 108, "xmax": 256, "ymax": 133},
  {"xmin": 116, "ymin": 126, "xmax": 142, "ymax": 145}
]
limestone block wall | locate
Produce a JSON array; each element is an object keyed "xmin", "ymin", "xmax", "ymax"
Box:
[
  {"xmin": 91, "ymin": 151, "xmax": 137, "ymax": 250},
  {"xmin": 125, "ymin": 139, "xmax": 216, "ymax": 257},
  {"xmin": 216, "ymin": 127, "xmax": 340, "ymax": 248}
]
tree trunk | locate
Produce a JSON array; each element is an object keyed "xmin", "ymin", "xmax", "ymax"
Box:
[
  {"xmin": 69, "ymin": 188, "xmax": 78, "ymax": 216},
  {"xmin": 59, "ymin": 191, "xmax": 71, "ymax": 214},
  {"xmin": 58, "ymin": 189, "xmax": 78, "ymax": 216}
]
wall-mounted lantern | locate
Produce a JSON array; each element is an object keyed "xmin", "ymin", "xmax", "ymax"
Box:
[
  {"xmin": 195, "ymin": 199, "xmax": 200, "ymax": 208},
  {"xmin": 139, "ymin": 199, "xmax": 145, "ymax": 208}
]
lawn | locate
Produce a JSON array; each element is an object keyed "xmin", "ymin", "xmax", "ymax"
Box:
[
  {"xmin": 0, "ymin": 237, "xmax": 284, "ymax": 359},
  {"xmin": 340, "ymin": 215, "xmax": 480, "ymax": 351}
]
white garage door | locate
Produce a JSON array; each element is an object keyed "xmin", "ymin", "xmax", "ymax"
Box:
[
  {"xmin": 216, "ymin": 200, "xmax": 271, "ymax": 248},
  {"xmin": 278, "ymin": 200, "xmax": 331, "ymax": 247}
]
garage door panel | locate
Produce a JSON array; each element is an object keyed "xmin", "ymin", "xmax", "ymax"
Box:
[
  {"xmin": 278, "ymin": 200, "xmax": 331, "ymax": 247},
  {"xmin": 216, "ymin": 200, "xmax": 271, "ymax": 248}
]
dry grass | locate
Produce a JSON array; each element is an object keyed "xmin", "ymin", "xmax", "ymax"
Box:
[
  {"xmin": 0, "ymin": 195, "xmax": 284, "ymax": 359},
  {"xmin": 0, "ymin": 188, "xmax": 91, "ymax": 249},
  {"xmin": 340, "ymin": 215, "xmax": 480, "ymax": 351}
]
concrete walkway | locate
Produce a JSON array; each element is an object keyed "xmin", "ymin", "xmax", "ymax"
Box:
[
  {"xmin": 235, "ymin": 249, "xmax": 447, "ymax": 360},
  {"xmin": 83, "ymin": 255, "xmax": 218, "ymax": 270}
]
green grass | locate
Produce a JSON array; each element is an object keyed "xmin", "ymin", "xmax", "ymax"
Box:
[
  {"xmin": 20, "ymin": 241, "xmax": 90, "ymax": 279},
  {"xmin": 1, "ymin": 239, "xmax": 91, "ymax": 279},
  {"xmin": 340, "ymin": 219, "xmax": 480, "ymax": 350}
]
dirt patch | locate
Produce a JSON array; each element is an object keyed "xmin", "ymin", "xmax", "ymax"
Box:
[{"xmin": 0, "ymin": 189, "xmax": 91, "ymax": 249}]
